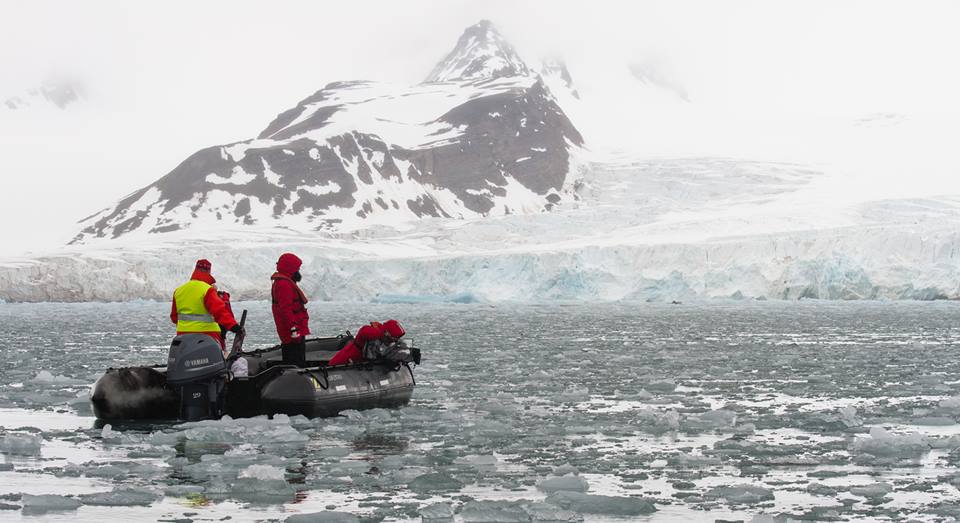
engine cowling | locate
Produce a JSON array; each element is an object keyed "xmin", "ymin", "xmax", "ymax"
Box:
[{"xmin": 167, "ymin": 334, "xmax": 228, "ymax": 420}]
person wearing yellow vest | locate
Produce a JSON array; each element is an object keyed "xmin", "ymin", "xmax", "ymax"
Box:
[{"xmin": 170, "ymin": 259, "xmax": 241, "ymax": 352}]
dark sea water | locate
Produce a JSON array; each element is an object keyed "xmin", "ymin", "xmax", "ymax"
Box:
[{"xmin": 1, "ymin": 300, "xmax": 959, "ymax": 522}]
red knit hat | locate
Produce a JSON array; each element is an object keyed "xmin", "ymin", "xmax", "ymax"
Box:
[
  {"xmin": 195, "ymin": 259, "xmax": 212, "ymax": 272},
  {"xmin": 276, "ymin": 253, "xmax": 302, "ymax": 275}
]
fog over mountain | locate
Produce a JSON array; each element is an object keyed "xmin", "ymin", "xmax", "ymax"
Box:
[
  {"xmin": 3, "ymin": 77, "xmax": 85, "ymax": 110},
  {"xmin": 3, "ymin": 2, "xmax": 960, "ymax": 302}
]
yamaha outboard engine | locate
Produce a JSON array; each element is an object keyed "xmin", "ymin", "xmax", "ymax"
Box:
[
  {"xmin": 166, "ymin": 334, "xmax": 228, "ymax": 421},
  {"xmin": 362, "ymin": 339, "xmax": 421, "ymax": 365}
]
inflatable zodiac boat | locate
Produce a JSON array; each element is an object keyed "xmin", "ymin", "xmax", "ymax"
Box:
[{"xmin": 90, "ymin": 334, "xmax": 420, "ymax": 421}]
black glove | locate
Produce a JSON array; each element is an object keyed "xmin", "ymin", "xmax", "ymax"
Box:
[{"xmin": 229, "ymin": 324, "xmax": 243, "ymax": 334}]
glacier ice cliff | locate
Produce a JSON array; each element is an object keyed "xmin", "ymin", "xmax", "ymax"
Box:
[{"xmin": 2, "ymin": 223, "xmax": 959, "ymax": 303}]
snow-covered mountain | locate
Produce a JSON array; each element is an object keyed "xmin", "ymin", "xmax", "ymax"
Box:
[
  {"xmin": 4, "ymin": 22, "xmax": 960, "ymax": 304},
  {"xmin": 425, "ymin": 20, "xmax": 530, "ymax": 83},
  {"xmin": 71, "ymin": 20, "xmax": 583, "ymax": 244}
]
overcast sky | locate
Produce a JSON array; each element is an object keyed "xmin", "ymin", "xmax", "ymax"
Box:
[{"xmin": 2, "ymin": 0, "xmax": 959, "ymax": 255}]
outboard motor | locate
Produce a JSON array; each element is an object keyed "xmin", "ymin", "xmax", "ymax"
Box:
[
  {"xmin": 166, "ymin": 334, "xmax": 228, "ymax": 421},
  {"xmin": 363, "ymin": 339, "xmax": 421, "ymax": 365}
]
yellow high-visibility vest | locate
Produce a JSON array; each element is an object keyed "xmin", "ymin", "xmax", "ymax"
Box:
[{"xmin": 174, "ymin": 280, "xmax": 219, "ymax": 333}]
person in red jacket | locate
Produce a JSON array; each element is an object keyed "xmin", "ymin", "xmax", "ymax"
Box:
[
  {"xmin": 327, "ymin": 319, "xmax": 405, "ymax": 366},
  {"xmin": 170, "ymin": 259, "xmax": 241, "ymax": 353},
  {"xmin": 216, "ymin": 288, "xmax": 234, "ymax": 341},
  {"xmin": 271, "ymin": 253, "xmax": 310, "ymax": 366}
]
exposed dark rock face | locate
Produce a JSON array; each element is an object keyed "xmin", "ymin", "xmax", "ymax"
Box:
[{"xmin": 400, "ymin": 80, "xmax": 582, "ymax": 215}]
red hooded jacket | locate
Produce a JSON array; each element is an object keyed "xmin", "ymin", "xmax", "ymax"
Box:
[
  {"xmin": 272, "ymin": 253, "xmax": 310, "ymax": 344},
  {"xmin": 170, "ymin": 269, "xmax": 238, "ymax": 347}
]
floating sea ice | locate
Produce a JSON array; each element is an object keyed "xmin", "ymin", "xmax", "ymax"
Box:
[
  {"xmin": 340, "ymin": 408, "xmax": 394, "ymax": 423},
  {"xmin": 937, "ymin": 396, "xmax": 960, "ymax": 415},
  {"xmin": 749, "ymin": 514, "xmax": 800, "ymax": 523},
  {"xmin": 521, "ymin": 502, "xmax": 583, "ymax": 522},
  {"xmin": 917, "ymin": 374, "xmax": 943, "ymax": 386},
  {"xmin": 285, "ymin": 511, "xmax": 359, "ymax": 522},
  {"xmin": 460, "ymin": 500, "xmax": 530, "ymax": 522},
  {"xmin": 144, "ymin": 430, "xmax": 180, "ymax": 445},
  {"xmin": 852, "ymin": 427, "xmax": 930, "ymax": 459},
  {"xmin": 552, "ymin": 464, "xmax": 579, "ymax": 476},
  {"xmin": 704, "ymin": 484, "xmax": 775, "ymax": 504},
  {"xmin": 645, "ymin": 379, "xmax": 677, "ymax": 393},
  {"xmin": 633, "ymin": 408, "xmax": 680, "ymax": 435},
  {"xmin": 17, "ymin": 391, "xmax": 71, "ymax": 407},
  {"xmin": 78, "ymin": 488, "xmax": 159, "ymax": 506},
  {"xmin": 913, "ymin": 416, "xmax": 955, "ymax": 426},
  {"xmin": 0, "ymin": 433, "xmax": 41, "ymax": 455},
  {"xmin": 454, "ymin": 454, "xmax": 498, "ymax": 471},
  {"xmin": 476, "ymin": 399, "xmax": 518, "ymax": 416},
  {"xmin": 232, "ymin": 476, "xmax": 294, "ymax": 498},
  {"xmin": 178, "ymin": 453, "xmax": 273, "ymax": 483},
  {"xmin": 668, "ymin": 452, "xmax": 722, "ymax": 468},
  {"xmin": 180, "ymin": 416, "xmax": 309, "ymax": 443},
  {"xmin": 225, "ymin": 443, "xmax": 259, "ymax": 456},
  {"xmin": 287, "ymin": 414, "xmax": 314, "ymax": 429},
  {"xmin": 419, "ymin": 502, "xmax": 454, "ymax": 522},
  {"xmin": 373, "ymin": 465, "xmax": 433, "ymax": 489},
  {"xmin": 537, "ymin": 473, "xmax": 590, "ymax": 493},
  {"xmin": 837, "ymin": 406, "xmax": 862, "ymax": 428},
  {"xmin": 238, "ymin": 464, "xmax": 286, "ymax": 481},
  {"xmin": 20, "ymin": 494, "xmax": 81, "ymax": 514},
  {"xmin": 408, "ymin": 472, "xmax": 464, "ymax": 494},
  {"xmin": 70, "ymin": 460, "xmax": 166, "ymax": 480},
  {"xmin": 100, "ymin": 423, "xmax": 121, "ymax": 442},
  {"xmin": 30, "ymin": 370, "xmax": 86, "ymax": 385},
  {"xmin": 323, "ymin": 460, "xmax": 372, "ymax": 478},
  {"xmin": 68, "ymin": 391, "xmax": 93, "ymax": 415},
  {"xmin": 471, "ymin": 419, "xmax": 515, "ymax": 440},
  {"xmin": 748, "ymin": 515, "xmax": 796, "ymax": 523},
  {"xmin": 680, "ymin": 409, "xmax": 737, "ymax": 431},
  {"xmin": 545, "ymin": 492, "xmax": 656, "ymax": 515},
  {"xmin": 929, "ymin": 434, "xmax": 960, "ymax": 450},
  {"xmin": 555, "ymin": 386, "xmax": 590, "ymax": 403},
  {"xmin": 163, "ymin": 485, "xmax": 205, "ymax": 497},
  {"xmin": 797, "ymin": 406, "xmax": 862, "ymax": 432},
  {"xmin": 849, "ymin": 482, "xmax": 893, "ymax": 500},
  {"xmin": 805, "ymin": 482, "xmax": 839, "ymax": 496}
]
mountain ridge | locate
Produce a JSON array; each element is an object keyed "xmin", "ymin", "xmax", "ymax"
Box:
[{"xmin": 71, "ymin": 21, "xmax": 584, "ymax": 245}]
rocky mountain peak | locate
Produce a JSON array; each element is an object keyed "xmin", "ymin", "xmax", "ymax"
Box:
[{"xmin": 425, "ymin": 20, "xmax": 530, "ymax": 83}]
